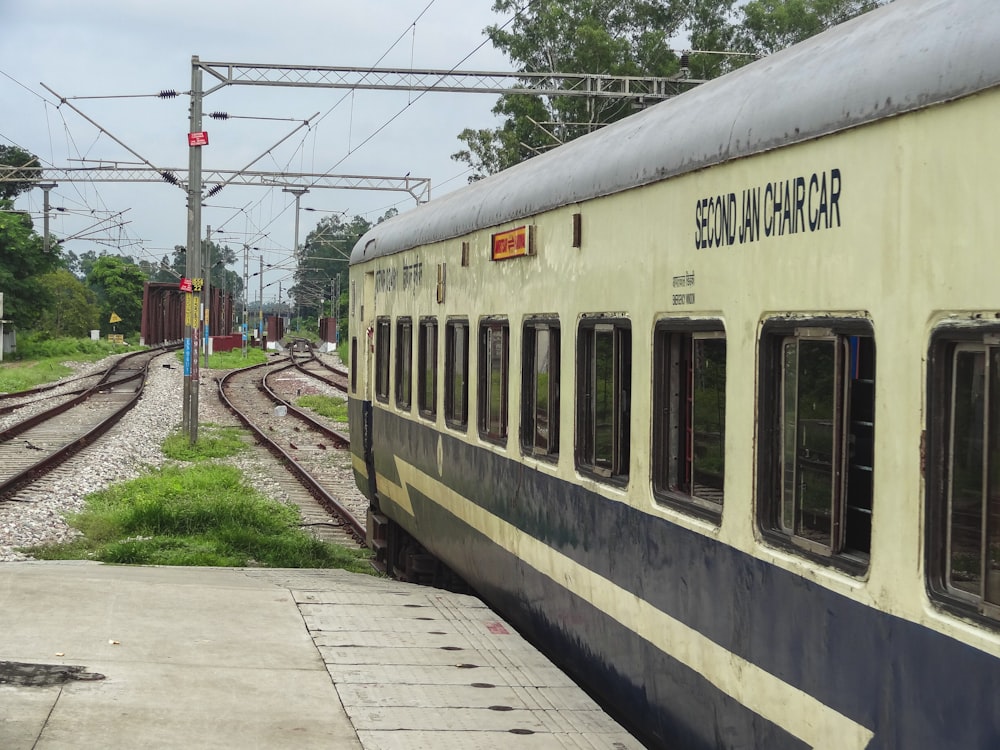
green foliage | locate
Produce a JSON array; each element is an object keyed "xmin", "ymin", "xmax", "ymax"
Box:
[
  {"xmin": 153, "ymin": 240, "xmax": 243, "ymax": 300},
  {"xmin": 0, "ymin": 336, "xmax": 133, "ymax": 392},
  {"xmin": 0, "ymin": 359, "xmax": 73, "ymax": 392},
  {"xmin": 291, "ymin": 210, "xmax": 393, "ymax": 322},
  {"xmin": 736, "ymin": 0, "xmax": 883, "ymax": 55},
  {"xmin": 454, "ymin": 0, "xmax": 887, "ymax": 178},
  {"xmin": 296, "ymin": 394, "xmax": 349, "ymax": 421},
  {"xmin": 0, "ymin": 145, "xmax": 41, "ymax": 200},
  {"xmin": 454, "ymin": 0, "xmax": 686, "ymax": 179},
  {"xmin": 22, "ymin": 463, "xmax": 374, "ymax": 572},
  {"xmin": 15, "ymin": 333, "xmax": 127, "ymax": 359},
  {"xmin": 454, "ymin": 95, "xmax": 553, "ymax": 177},
  {"xmin": 34, "ymin": 269, "xmax": 101, "ymax": 338},
  {"xmin": 174, "ymin": 346, "xmax": 268, "ymax": 369},
  {"xmin": 63, "ymin": 249, "xmax": 101, "ymax": 280},
  {"xmin": 162, "ymin": 424, "xmax": 249, "ymax": 461},
  {"xmin": 0, "ymin": 198, "xmax": 60, "ymax": 329},
  {"xmin": 85, "ymin": 255, "xmax": 147, "ymax": 338}
]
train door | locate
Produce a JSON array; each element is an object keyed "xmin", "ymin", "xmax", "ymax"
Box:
[
  {"xmin": 362, "ymin": 270, "xmax": 376, "ymax": 401},
  {"xmin": 358, "ymin": 270, "xmax": 379, "ymax": 504}
]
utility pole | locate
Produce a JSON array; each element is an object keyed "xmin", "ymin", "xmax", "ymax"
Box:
[
  {"xmin": 35, "ymin": 183, "xmax": 58, "ymax": 253},
  {"xmin": 184, "ymin": 55, "xmax": 205, "ymax": 443},
  {"xmin": 202, "ymin": 225, "xmax": 211, "ymax": 370},
  {"xmin": 242, "ymin": 244, "xmax": 249, "ymax": 358},
  {"xmin": 283, "ymin": 186, "xmax": 307, "ymax": 339},
  {"xmin": 258, "ymin": 255, "xmax": 264, "ymax": 350},
  {"xmin": 282, "ymin": 187, "xmax": 308, "ymax": 259}
]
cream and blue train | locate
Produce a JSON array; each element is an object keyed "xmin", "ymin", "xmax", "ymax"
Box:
[{"xmin": 348, "ymin": 0, "xmax": 1000, "ymax": 746}]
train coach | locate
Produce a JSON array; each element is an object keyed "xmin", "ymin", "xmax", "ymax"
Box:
[{"xmin": 347, "ymin": 0, "xmax": 1000, "ymax": 747}]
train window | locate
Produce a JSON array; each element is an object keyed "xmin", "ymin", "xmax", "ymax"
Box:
[
  {"xmin": 758, "ymin": 319, "xmax": 874, "ymax": 570},
  {"xmin": 351, "ymin": 337, "xmax": 358, "ymax": 393},
  {"xmin": 652, "ymin": 322, "xmax": 726, "ymax": 518},
  {"xmin": 521, "ymin": 319, "xmax": 560, "ymax": 460},
  {"xmin": 445, "ymin": 319, "xmax": 469, "ymax": 430},
  {"xmin": 927, "ymin": 328, "xmax": 1000, "ymax": 624},
  {"xmin": 418, "ymin": 317, "xmax": 438, "ymax": 419},
  {"xmin": 478, "ymin": 319, "xmax": 509, "ymax": 444},
  {"xmin": 395, "ymin": 317, "xmax": 412, "ymax": 410},
  {"xmin": 375, "ymin": 318, "xmax": 390, "ymax": 403},
  {"xmin": 576, "ymin": 318, "xmax": 631, "ymax": 483}
]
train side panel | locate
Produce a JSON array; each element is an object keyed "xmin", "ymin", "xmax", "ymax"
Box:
[{"xmin": 348, "ymin": 51, "xmax": 1000, "ymax": 750}]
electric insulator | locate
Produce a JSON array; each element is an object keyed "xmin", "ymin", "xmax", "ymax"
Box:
[
  {"xmin": 680, "ymin": 53, "xmax": 690, "ymax": 69},
  {"xmin": 160, "ymin": 171, "xmax": 179, "ymax": 185},
  {"xmin": 158, "ymin": 90, "xmax": 179, "ymax": 99},
  {"xmin": 209, "ymin": 112, "xmax": 229, "ymax": 120},
  {"xmin": 206, "ymin": 184, "xmax": 224, "ymax": 197}
]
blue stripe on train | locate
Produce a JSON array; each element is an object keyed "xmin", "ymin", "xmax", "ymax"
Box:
[{"xmin": 356, "ymin": 401, "xmax": 1000, "ymax": 749}]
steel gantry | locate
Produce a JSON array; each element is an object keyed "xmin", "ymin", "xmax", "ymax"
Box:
[
  {"xmin": 0, "ymin": 165, "xmax": 432, "ymax": 204},
  {"xmin": 194, "ymin": 60, "xmax": 702, "ymax": 101}
]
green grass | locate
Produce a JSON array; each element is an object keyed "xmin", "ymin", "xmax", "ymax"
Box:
[
  {"xmin": 21, "ymin": 463, "xmax": 374, "ymax": 573},
  {"xmin": 15, "ymin": 334, "xmax": 135, "ymax": 360},
  {"xmin": 162, "ymin": 423, "xmax": 249, "ymax": 461},
  {"xmin": 296, "ymin": 394, "xmax": 349, "ymax": 421},
  {"xmin": 0, "ymin": 358, "xmax": 76, "ymax": 392},
  {"xmin": 175, "ymin": 347, "xmax": 268, "ymax": 370},
  {"xmin": 0, "ymin": 335, "xmax": 136, "ymax": 393}
]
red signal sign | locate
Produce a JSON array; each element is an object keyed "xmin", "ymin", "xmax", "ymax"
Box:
[{"xmin": 187, "ymin": 131, "xmax": 209, "ymax": 147}]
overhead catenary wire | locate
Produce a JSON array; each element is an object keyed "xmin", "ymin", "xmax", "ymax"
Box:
[{"xmin": 2, "ymin": 2, "xmax": 529, "ymax": 289}]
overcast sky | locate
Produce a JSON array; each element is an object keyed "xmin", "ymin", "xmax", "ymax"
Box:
[{"xmin": 2, "ymin": 0, "xmax": 509, "ymax": 301}]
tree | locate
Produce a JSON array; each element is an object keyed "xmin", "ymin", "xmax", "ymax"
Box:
[
  {"xmin": 0, "ymin": 200, "xmax": 59, "ymax": 329},
  {"xmin": 456, "ymin": 0, "xmax": 886, "ymax": 178},
  {"xmin": 684, "ymin": 0, "xmax": 747, "ymax": 79},
  {"xmin": 0, "ymin": 145, "xmax": 41, "ymax": 200},
  {"xmin": 34, "ymin": 270, "xmax": 101, "ymax": 338},
  {"xmin": 137, "ymin": 254, "xmax": 179, "ymax": 284},
  {"xmin": 85, "ymin": 255, "xmax": 146, "ymax": 338},
  {"xmin": 735, "ymin": 0, "xmax": 884, "ymax": 56},
  {"xmin": 454, "ymin": 0, "xmax": 688, "ymax": 180},
  {"xmin": 289, "ymin": 211, "xmax": 393, "ymax": 320}
]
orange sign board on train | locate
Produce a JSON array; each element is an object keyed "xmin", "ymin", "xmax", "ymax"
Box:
[{"xmin": 491, "ymin": 225, "xmax": 532, "ymax": 261}]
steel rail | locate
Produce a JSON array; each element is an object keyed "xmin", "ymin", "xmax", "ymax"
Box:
[
  {"xmin": 216, "ymin": 363, "xmax": 364, "ymax": 543},
  {"xmin": 0, "ymin": 347, "xmax": 171, "ymax": 499}
]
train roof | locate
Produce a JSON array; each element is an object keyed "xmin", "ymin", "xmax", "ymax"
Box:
[{"xmin": 351, "ymin": 0, "xmax": 1000, "ymax": 264}]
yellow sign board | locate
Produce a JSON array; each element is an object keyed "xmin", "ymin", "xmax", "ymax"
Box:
[
  {"xmin": 491, "ymin": 225, "xmax": 533, "ymax": 261},
  {"xmin": 107, "ymin": 334, "xmax": 124, "ymax": 344},
  {"xmin": 109, "ymin": 312, "xmax": 122, "ymax": 324}
]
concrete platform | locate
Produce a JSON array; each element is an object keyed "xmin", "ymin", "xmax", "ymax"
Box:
[{"xmin": 0, "ymin": 562, "xmax": 644, "ymax": 749}]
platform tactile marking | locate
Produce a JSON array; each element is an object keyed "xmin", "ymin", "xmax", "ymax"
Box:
[{"xmin": 284, "ymin": 576, "xmax": 644, "ymax": 749}]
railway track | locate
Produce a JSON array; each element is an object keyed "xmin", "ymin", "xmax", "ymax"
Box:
[
  {"xmin": 217, "ymin": 350, "xmax": 366, "ymax": 549},
  {"xmin": 0, "ymin": 348, "xmax": 169, "ymax": 500},
  {"xmin": 288, "ymin": 343, "xmax": 350, "ymax": 392},
  {"xmin": 0, "ymin": 364, "xmax": 125, "ymax": 420}
]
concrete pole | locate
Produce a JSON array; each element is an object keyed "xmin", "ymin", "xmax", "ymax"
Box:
[
  {"xmin": 202, "ymin": 225, "xmax": 211, "ymax": 369},
  {"xmin": 184, "ymin": 55, "xmax": 204, "ymax": 443},
  {"xmin": 242, "ymin": 244, "xmax": 249, "ymax": 358},
  {"xmin": 35, "ymin": 183, "xmax": 58, "ymax": 253},
  {"xmin": 258, "ymin": 255, "xmax": 264, "ymax": 350}
]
